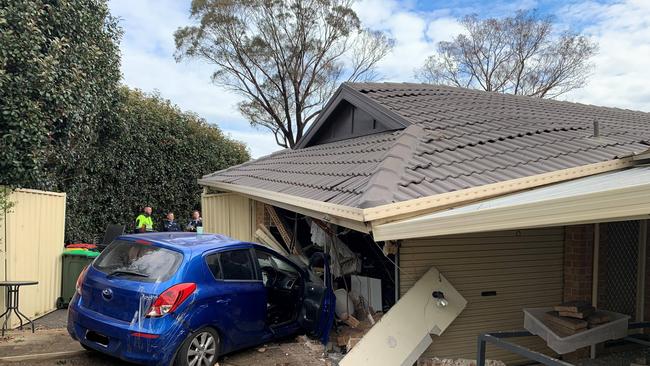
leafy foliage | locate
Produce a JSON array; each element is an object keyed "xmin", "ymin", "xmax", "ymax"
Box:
[
  {"xmin": 0, "ymin": 0, "xmax": 122, "ymax": 188},
  {"xmin": 416, "ymin": 10, "xmax": 598, "ymax": 98},
  {"xmin": 175, "ymin": 0, "xmax": 393, "ymax": 148},
  {"xmin": 1, "ymin": 1, "xmax": 250, "ymax": 242},
  {"xmin": 65, "ymin": 88, "xmax": 249, "ymax": 242}
]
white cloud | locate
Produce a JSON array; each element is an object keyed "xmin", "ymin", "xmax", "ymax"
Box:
[
  {"xmin": 108, "ymin": 0, "xmax": 281, "ymax": 158},
  {"xmin": 353, "ymin": 0, "xmax": 463, "ymax": 80},
  {"xmin": 560, "ymin": 0, "xmax": 650, "ymax": 112},
  {"xmin": 224, "ymin": 129, "xmax": 283, "ymax": 159},
  {"xmin": 108, "ymin": 0, "xmax": 650, "ymax": 164}
]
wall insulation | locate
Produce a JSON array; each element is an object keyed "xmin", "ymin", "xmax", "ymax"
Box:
[{"xmin": 399, "ymin": 227, "xmax": 564, "ymax": 364}]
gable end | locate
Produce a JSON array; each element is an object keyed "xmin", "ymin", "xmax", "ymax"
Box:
[{"xmin": 296, "ymin": 83, "xmax": 411, "ymax": 148}]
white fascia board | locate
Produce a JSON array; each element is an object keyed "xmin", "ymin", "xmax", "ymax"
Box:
[
  {"xmin": 340, "ymin": 267, "xmax": 467, "ymax": 366},
  {"xmin": 197, "ymin": 179, "xmax": 365, "ymax": 222},
  {"xmin": 373, "ymin": 167, "xmax": 650, "ymax": 241}
]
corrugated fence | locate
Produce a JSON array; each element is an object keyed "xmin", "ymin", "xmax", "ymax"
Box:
[
  {"xmin": 1, "ymin": 188, "xmax": 66, "ymax": 328},
  {"xmin": 201, "ymin": 193, "xmax": 255, "ymax": 242}
]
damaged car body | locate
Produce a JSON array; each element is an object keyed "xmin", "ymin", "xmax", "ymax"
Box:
[{"xmin": 67, "ymin": 232, "xmax": 335, "ymax": 366}]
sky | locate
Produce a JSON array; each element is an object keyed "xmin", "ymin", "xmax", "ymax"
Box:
[{"xmin": 107, "ymin": 0, "xmax": 650, "ymax": 158}]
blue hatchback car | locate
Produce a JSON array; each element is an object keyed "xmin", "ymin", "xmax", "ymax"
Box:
[{"xmin": 67, "ymin": 232, "xmax": 335, "ymax": 366}]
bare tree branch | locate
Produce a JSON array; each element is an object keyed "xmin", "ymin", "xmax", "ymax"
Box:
[
  {"xmin": 175, "ymin": 0, "xmax": 394, "ymax": 148},
  {"xmin": 415, "ymin": 10, "xmax": 597, "ymax": 99}
]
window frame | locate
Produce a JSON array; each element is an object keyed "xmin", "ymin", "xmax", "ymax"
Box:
[
  {"xmin": 254, "ymin": 248, "xmax": 301, "ymax": 277},
  {"xmin": 203, "ymin": 247, "xmax": 261, "ymax": 283}
]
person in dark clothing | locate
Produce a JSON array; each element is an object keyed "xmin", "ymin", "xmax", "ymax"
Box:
[
  {"xmin": 186, "ymin": 210, "xmax": 203, "ymax": 232},
  {"xmin": 162, "ymin": 212, "xmax": 181, "ymax": 232}
]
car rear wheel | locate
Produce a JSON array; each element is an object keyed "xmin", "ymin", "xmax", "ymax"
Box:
[{"xmin": 175, "ymin": 328, "xmax": 219, "ymax": 366}]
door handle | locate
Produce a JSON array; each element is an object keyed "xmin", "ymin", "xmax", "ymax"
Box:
[{"xmin": 215, "ymin": 299, "xmax": 231, "ymax": 305}]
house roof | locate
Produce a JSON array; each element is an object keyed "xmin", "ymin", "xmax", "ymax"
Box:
[{"xmin": 201, "ymin": 82, "xmax": 650, "ymax": 209}]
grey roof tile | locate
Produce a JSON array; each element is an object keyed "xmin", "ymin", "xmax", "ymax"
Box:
[{"xmin": 202, "ymin": 83, "xmax": 650, "ymax": 208}]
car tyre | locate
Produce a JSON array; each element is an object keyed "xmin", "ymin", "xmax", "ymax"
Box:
[{"xmin": 175, "ymin": 327, "xmax": 220, "ymax": 366}]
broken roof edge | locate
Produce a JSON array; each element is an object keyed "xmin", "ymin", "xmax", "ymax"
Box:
[
  {"xmin": 364, "ymin": 156, "xmax": 635, "ymax": 223},
  {"xmin": 197, "ymin": 178, "xmax": 366, "ymax": 222},
  {"xmin": 199, "ymin": 157, "xmax": 635, "ymax": 233},
  {"xmin": 372, "ymin": 165, "xmax": 650, "ymax": 241},
  {"xmin": 295, "ymin": 83, "xmax": 412, "ymax": 149}
]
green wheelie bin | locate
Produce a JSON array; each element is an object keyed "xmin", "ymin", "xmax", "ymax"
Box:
[{"xmin": 56, "ymin": 250, "xmax": 100, "ymax": 309}]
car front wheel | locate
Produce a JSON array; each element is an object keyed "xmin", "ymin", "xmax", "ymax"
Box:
[{"xmin": 175, "ymin": 327, "xmax": 220, "ymax": 366}]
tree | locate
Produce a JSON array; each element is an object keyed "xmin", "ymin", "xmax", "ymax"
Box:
[
  {"xmin": 65, "ymin": 88, "xmax": 250, "ymax": 242},
  {"xmin": 416, "ymin": 10, "xmax": 598, "ymax": 98},
  {"xmin": 174, "ymin": 0, "xmax": 394, "ymax": 148},
  {"xmin": 0, "ymin": 0, "xmax": 122, "ymax": 188},
  {"xmin": 1, "ymin": 1, "xmax": 250, "ymax": 242}
]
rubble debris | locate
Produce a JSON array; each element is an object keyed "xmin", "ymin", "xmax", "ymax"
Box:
[
  {"xmin": 555, "ymin": 301, "xmax": 593, "ymax": 313},
  {"xmin": 417, "ymin": 358, "xmax": 506, "ymax": 366},
  {"xmin": 587, "ymin": 311, "xmax": 611, "ymax": 326},
  {"xmin": 542, "ymin": 302, "xmax": 613, "ymax": 337},
  {"xmin": 545, "ymin": 311, "xmax": 588, "ymax": 330},
  {"xmin": 343, "ymin": 315, "xmax": 360, "ymax": 328},
  {"xmin": 555, "ymin": 301, "xmax": 596, "ymax": 319},
  {"xmin": 310, "ymin": 220, "xmax": 361, "ymax": 277},
  {"xmin": 334, "ymin": 289, "xmax": 355, "ymax": 320},
  {"xmin": 334, "ymin": 311, "xmax": 383, "ymax": 353}
]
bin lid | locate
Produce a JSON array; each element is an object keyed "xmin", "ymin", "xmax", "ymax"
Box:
[{"xmin": 63, "ymin": 249, "xmax": 100, "ymax": 257}]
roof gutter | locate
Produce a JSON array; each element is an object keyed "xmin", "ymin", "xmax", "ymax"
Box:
[{"xmin": 199, "ymin": 157, "xmax": 635, "ymax": 234}]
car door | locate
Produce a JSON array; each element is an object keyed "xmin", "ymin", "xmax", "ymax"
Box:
[
  {"xmin": 297, "ymin": 252, "xmax": 336, "ymax": 344},
  {"xmin": 204, "ymin": 248, "xmax": 267, "ymax": 349}
]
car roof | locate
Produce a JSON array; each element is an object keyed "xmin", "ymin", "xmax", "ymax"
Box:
[{"xmin": 116, "ymin": 232, "xmax": 245, "ymax": 253}]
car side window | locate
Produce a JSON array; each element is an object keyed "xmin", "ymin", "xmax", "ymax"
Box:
[
  {"xmin": 205, "ymin": 253, "xmax": 222, "ymax": 280},
  {"xmin": 255, "ymin": 249, "xmax": 299, "ymax": 275},
  {"xmin": 219, "ymin": 249, "xmax": 256, "ymax": 281}
]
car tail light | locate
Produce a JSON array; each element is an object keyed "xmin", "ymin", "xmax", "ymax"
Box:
[
  {"xmin": 131, "ymin": 332, "xmax": 159, "ymax": 339},
  {"xmin": 146, "ymin": 283, "xmax": 196, "ymax": 318},
  {"xmin": 76, "ymin": 266, "xmax": 89, "ymax": 294}
]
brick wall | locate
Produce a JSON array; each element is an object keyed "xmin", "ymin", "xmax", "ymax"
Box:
[{"xmin": 563, "ymin": 224, "xmax": 595, "ymax": 303}]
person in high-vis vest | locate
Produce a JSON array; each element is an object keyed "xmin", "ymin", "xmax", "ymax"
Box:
[{"xmin": 135, "ymin": 206, "xmax": 154, "ymax": 233}]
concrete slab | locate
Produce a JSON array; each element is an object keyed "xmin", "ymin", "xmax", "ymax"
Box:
[{"xmin": 0, "ymin": 329, "xmax": 83, "ymax": 359}]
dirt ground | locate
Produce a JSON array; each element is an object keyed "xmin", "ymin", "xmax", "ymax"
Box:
[{"xmin": 0, "ymin": 310, "xmax": 330, "ymax": 366}]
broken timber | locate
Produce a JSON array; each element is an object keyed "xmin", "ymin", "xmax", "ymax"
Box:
[
  {"xmin": 340, "ymin": 267, "xmax": 467, "ymax": 366},
  {"xmin": 265, "ymin": 206, "xmax": 295, "ymax": 253}
]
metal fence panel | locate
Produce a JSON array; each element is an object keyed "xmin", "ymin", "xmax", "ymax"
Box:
[{"xmin": 1, "ymin": 189, "xmax": 66, "ymax": 328}]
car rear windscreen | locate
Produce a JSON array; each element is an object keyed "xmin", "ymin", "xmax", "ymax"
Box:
[{"xmin": 94, "ymin": 240, "xmax": 183, "ymax": 282}]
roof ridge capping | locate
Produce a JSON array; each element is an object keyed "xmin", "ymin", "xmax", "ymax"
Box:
[
  {"xmin": 347, "ymin": 82, "xmax": 650, "ymax": 116},
  {"xmin": 357, "ymin": 124, "xmax": 426, "ymax": 208}
]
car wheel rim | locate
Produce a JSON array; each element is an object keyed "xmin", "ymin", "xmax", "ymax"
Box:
[{"xmin": 187, "ymin": 331, "xmax": 216, "ymax": 366}]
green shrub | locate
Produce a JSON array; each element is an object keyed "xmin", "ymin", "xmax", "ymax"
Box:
[
  {"xmin": 1, "ymin": 1, "xmax": 250, "ymax": 242},
  {"xmin": 64, "ymin": 88, "xmax": 249, "ymax": 241}
]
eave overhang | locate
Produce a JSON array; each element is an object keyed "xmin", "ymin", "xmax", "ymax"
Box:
[
  {"xmin": 199, "ymin": 157, "xmax": 636, "ymax": 238},
  {"xmin": 372, "ymin": 165, "xmax": 650, "ymax": 241}
]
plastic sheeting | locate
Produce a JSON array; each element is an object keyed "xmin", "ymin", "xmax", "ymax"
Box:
[{"xmin": 309, "ymin": 221, "xmax": 361, "ymax": 277}]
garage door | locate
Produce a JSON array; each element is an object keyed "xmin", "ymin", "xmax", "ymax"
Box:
[{"xmin": 399, "ymin": 227, "xmax": 564, "ymax": 364}]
